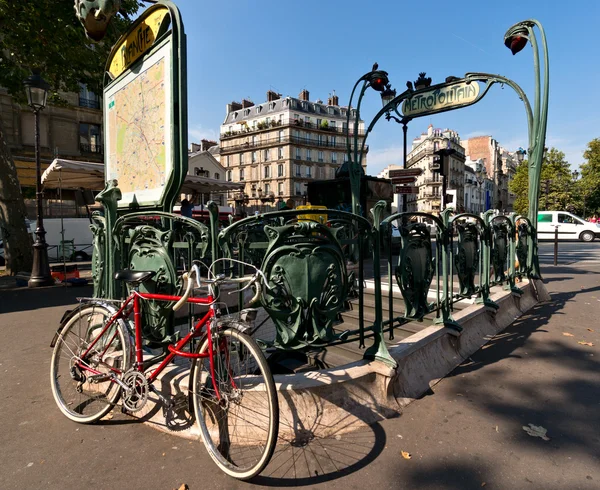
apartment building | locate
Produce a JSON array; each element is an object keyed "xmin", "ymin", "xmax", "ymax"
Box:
[
  {"xmin": 219, "ymin": 89, "xmax": 367, "ymax": 211},
  {"xmin": 405, "ymin": 125, "xmax": 466, "ymax": 213},
  {"xmin": 0, "ymin": 84, "xmax": 103, "ymax": 217}
]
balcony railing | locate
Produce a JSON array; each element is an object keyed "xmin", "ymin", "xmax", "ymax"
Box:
[
  {"xmin": 79, "ymin": 97, "xmax": 100, "ymax": 109},
  {"xmin": 221, "ymin": 119, "xmax": 365, "ymax": 140},
  {"xmin": 220, "ymin": 134, "xmax": 368, "ymax": 155},
  {"xmin": 80, "ymin": 143, "xmax": 103, "ymax": 154}
]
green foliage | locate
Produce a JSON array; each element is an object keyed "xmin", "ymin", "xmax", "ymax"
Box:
[
  {"xmin": 508, "ymin": 148, "xmax": 575, "ymax": 214},
  {"xmin": 0, "ymin": 0, "xmax": 141, "ymax": 100},
  {"xmin": 575, "ymin": 138, "xmax": 600, "ymax": 216},
  {"xmin": 509, "ymin": 159, "xmax": 529, "ymax": 215}
]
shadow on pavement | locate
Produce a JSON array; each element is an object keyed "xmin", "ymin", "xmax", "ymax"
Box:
[{"xmin": 0, "ymin": 285, "xmax": 93, "ymax": 314}]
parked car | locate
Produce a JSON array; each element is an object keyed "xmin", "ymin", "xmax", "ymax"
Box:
[{"xmin": 537, "ymin": 211, "xmax": 600, "ymax": 242}]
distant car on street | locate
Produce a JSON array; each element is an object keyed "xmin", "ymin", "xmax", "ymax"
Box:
[{"xmin": 537, "ymin": 211, "xmax": 600, "ymax": 242}]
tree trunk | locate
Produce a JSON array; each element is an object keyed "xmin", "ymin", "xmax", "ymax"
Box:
[{"xmin": 0, "ymin": 120, "xmax": 33, "ymax": 274}]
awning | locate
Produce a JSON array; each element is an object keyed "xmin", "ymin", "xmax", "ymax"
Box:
[
  {"xmin": 41, "ymin": 158, "xmax": 244, "ymax": 194},
  {"xmin": 41, "ymin": 159, "xmax": 105, "ymax": 190}
]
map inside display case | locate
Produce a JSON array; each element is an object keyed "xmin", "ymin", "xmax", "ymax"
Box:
[{"xmin": 104, "ymin": 41, "xmax": 173, "ymax": 207}]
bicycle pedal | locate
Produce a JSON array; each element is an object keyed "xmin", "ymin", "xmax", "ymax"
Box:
[{"xmin": 171, "ymin": 393, "xmax": 188, "ymax": 413}]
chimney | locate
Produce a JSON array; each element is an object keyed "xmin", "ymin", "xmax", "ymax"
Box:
[
  {"xmin": 331, "ymin": 90, "xmax": 339, "ymax": 106},
  {"xmin": 228, "ymin": 101, "xmax": 242, "ymax": 112},
  {"xmin": 241, "ymin": 99, "xmax": 254, "ymax": 108},
  {"xmin": 190, "ymin": 142, "xmax": 202, "ymax": 153},
  {"xmin": 299, "ymin": 89, "xmax": 310, "ymax": 101},
  {"xmin": 201, "ymin": 139, "xmax": 217, "ymax": 151},
  {"xmin": 267, "ymin": 90, "xmax": 281, "ymax": 102}
]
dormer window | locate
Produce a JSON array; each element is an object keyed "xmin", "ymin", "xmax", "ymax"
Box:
[{"xmin": 233, "ymin": 112, "xmax": 238, "ymax": 119}]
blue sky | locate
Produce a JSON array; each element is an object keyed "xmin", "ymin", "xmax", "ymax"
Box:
[{"xmin": 170, "ymin": 0, "xmax": 600, "ymax": 174}]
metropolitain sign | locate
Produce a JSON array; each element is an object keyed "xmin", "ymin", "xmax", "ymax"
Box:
[{"xmin": 402, "ymin": 81, "xmax": 481, "ymax": 117}]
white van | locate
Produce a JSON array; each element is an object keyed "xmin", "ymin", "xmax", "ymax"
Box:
[{"xmin": 537, "ymin": 211, "xmax": 600, "ymax": 242}]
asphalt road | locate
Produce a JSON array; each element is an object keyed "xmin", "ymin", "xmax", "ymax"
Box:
[{"xmin": 1, "ymin": 243, "xmax": 599, "ymax": 489}]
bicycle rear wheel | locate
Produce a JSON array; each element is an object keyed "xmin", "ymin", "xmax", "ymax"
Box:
[
  {"xmin": 50, "ymin": 303, "xmax": 130, "ymax": 423},
  {"xmin": 191, "ymin": 326, "xmax": 279, "ymax": 480}
]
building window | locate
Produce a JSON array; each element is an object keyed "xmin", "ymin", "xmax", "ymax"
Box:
[
  {"xmin": 240, "ymin": 169, "xmax": 245, "ymax": 181},
  {"xmin": 278, "ymin": 182, "xmax": 284, "ymax": 195},
  {"xmin": 252, "ymin": 151, "xmax": 257, "ymax": 163},
  {"xmin": 79, "ymin": 83, "xmax": 100, "ymax": 109},
  {"xmin": 304, "ymin": 115, "xmax": 310, "ymax": 125},
  {"xmin": 239, "ymin": 153, "xmax": 244, "ymax": 165},
  {"xmin": 278, "ymin": 147, "xmax": 284, "ymax": 159},
  {"xmin": 226, "ymin": 155, "xmax": 230, "ymax": 167},
  {"xmin": 278, "ymin": 164, "xmax": 284, "ymax": 177},
  {"xmin": 227, "ymin": 170, "xmax": 232, "ymax": 181},
  {"xmin": 264, "ymin": 165, "xmax": 271, "ymax": 178},
  {"xmin": 279, "ymin": 130, "xmax": 284, "ymax": 142},
  {"xmin": 295, "ymin": 164, "xmax": 301, "ymax": 177},
  {"xmin": 264, "ymin": 183, "xmax": 270, "ymax": 194},
  {"xmin": 252, "ymin": 135, "xmax": 257, "ymax": 145},
  {"xmin": 214, "ymin": 172, "xmax": 220, "ymax": 180},
  {"xmin": 264, "ymin": 149, "xmax": 270, "ymax": 161},
  {"xmin": 295, "ymin": 148, "xmax": 301, "ymax": 159},
  {"xmin": 295, "ymin": 183, "xmax": 302, "ymax": 195},
  {"xmin": 331, "ymin": 136, "xmax": 337, "ymax": 146},
  {"xmin": 306, "ymin": 166, "xmax": 312, "ymax": 178},
  {"xmin": 306, "ymin": 149, "xmax": 312, "ymax": 161},
  {"xmin": 79, "ymin": 123, "xmax": 102, "ymax": 153},
  {"xmin": 317, "ymin": 118, "xmax": 322, "ymax": 127},
  {"xmin": 329, "ymin": 121, "xmax": 336, "ymax": 128},
  {"xmin": 332, "ymin": 152, "xmax": 337, "ymax": 163},
  {"xmin": 318, "ymin": 151, "xmax": 324, "ymax": 162}
]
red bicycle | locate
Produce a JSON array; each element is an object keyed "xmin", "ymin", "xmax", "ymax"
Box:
[{"xmin": 49, "ymin": 260, "xmax": 279, "ymax": 480}]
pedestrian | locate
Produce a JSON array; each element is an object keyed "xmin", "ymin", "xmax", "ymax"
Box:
[
  {"xmin": 590, "ymin": 215, "xmax": 598, "ymax": 224},
  {"xmin": 180, "ymin": 194, "xmax": 196, "ymax": 218}
]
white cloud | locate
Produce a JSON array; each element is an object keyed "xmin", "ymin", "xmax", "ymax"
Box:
[
  {"xmin": 188, "ymin": 125, "xmax": 219, "ymax": 145},
  {"xmin": 366, "ymin": 145, "xmax": 404, "ymax": 176}
]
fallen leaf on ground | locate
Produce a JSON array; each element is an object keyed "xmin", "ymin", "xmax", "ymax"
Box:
[
  {"xmin": 401, "ymin": 451, "xmax": 412, "ymax": 459},
  {"xmin": 578, "ymin": 341, "xmax": 594, "ymax": 347},
  {"xmin": 495, "ymin": 425, "xmax": 499, "ymax": 432},
  {"xmin": 481, "ymin": 483, "xmax": 486, "ymax": 487},
  {"xmin": 523, "ymin": 424, "xmax": 550, "ymax": 441},
  {"xmin": 587, "ymin": 328, "xmax": 594, "ymax": 332},
  {"xmin": 176, "ymin": 485, "xmax": 189, "ymax": 490},
  {"xmin": 562, "ymin": 332, "xmax": 574, "ymax": 337}
]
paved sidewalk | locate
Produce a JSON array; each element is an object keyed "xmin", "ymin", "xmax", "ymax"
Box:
[{"xmin": 0, "ymin": 262, "xmax": 598, "ymax": 489}]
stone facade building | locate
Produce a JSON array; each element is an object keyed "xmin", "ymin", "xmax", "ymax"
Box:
[
  {"xmin": 0, "ymin": 84, "xmax": 103, "ymax": 217},
  {"xmin": 405, "ymin": 125, "xmax": 466, "ymax": 214},
  {"xmin": 219, "ymin": 90, "xmax": 367, "ymax": 211}
]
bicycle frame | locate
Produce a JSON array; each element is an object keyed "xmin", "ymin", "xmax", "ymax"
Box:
[{"xmin": 77, "ymin": 288, "xmax": 229, "ymax": 400}]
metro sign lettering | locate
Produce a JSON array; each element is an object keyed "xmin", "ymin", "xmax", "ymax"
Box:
[{"xmin": 394, "ymin": 185, "xmax": 419, "ymax": 194}]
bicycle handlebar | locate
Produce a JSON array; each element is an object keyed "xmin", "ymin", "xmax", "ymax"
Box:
[{"xmin": 172, "ymin": 265, "xmax": 262, "ymax": 312}]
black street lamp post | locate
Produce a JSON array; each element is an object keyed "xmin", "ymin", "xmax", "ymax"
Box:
[{"xmin": 24, "ymin": 70, "xmax": 54, "ymax": 287}]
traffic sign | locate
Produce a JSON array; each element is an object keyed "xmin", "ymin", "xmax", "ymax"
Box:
[
  {"xmin": 389, "ymin": 168, "xmax": 423, "ymax": 178},
  {"xmin": 395, "ymin": 185, "xmax": 419, "ymax": 194},
  {"xmin": 391, "ymin": 176, "xmax": 417, "ymax": 185}
]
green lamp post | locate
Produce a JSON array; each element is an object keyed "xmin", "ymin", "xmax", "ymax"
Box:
[
  {"xmin": 343, "ymin": 66, "xmax": 390, "ymax": 216},
  {"xmin": 504, "ymin": 19, "xmax": 549, "ymax": 278}
]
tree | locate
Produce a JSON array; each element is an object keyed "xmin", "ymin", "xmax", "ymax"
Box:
[
  {"xmin": 508, "ymin": 148, "xmax": 574, "ymax": 216},
  {"xmin": 576, "ymin": 138, "xmax": 600, "ymax": 217},
  {"xmin": 0, "ymin": 0, "xmax": 140, "ymax": 274},
  {"xmin": 509, "ymin": 159, "xmax": 529, "ymax": 216}
]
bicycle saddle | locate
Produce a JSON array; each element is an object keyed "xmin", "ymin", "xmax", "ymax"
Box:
[{"xmin": 114, "ymin": 270, "xmax": 155, "ymax": 284}]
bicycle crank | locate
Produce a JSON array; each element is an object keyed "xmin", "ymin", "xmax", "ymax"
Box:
[{"xmin": 121, "ymin": 370, "xmax": 149, "ymax": 413}]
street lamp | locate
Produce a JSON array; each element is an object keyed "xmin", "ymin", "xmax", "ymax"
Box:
[
  {"xmin": 24, "ymin": 70, "xmax": 53, "ymax": 287},
  {"xmin": 504, "ymin": 19, "xmax": 549, "ymax": 278},
  {"xmin": 475, "ymin": 166, "xmax": 485, "ymax": 214}
]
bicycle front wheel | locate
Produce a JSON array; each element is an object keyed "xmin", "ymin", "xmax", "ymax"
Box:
[
  {"xmin": 50, "ymin": 303, "xmax": 130, "ymax": 423},
  {"xmin": 191, "ymin": 327, "xmax": 279, "ymax": 480}
]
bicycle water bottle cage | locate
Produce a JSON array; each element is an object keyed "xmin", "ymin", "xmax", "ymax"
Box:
[{"xmin": 114, "ymin": 270, "xmax": 156, "ymax": 285}]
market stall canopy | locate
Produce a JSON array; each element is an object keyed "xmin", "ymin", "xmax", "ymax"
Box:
[
  {"xmin": 42, "ymin": 158, "xmax": 244, "ymax": 194},
  {"xmin": 41, "ymin": 159, "xmax": 105, "ymax": 190}
]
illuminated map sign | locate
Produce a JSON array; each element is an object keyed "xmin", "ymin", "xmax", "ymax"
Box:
[
  {"xmin": 104, "ymin": 42, "xmax": 172, "ymax": 206},
  {"xmin": 103, "ymin": 1, "xmax": 186, "ymax": 210}
]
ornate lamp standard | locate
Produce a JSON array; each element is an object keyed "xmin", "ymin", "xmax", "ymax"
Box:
[
  {"xmin": 475, "ymin": 166, "xmax": 485, "ymax": 214},
  {"xmin": 504, "ymin": 19, "xmax": 549, "ymax": 277},
  {"xmin": 24, "ymin": 70, "xmax": 54, "ymax": 287}
]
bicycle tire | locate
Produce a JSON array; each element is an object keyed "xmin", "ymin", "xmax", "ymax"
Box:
[
  {"xmin": 50, "ymin": 303, "xmax": 131, "ymax": 423},
  {"xmin": 190, "ymin": 326, "xmax": 279, "ymax": 480}
]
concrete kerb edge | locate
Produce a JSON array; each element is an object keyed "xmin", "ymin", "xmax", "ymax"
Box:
[{"xmin": 133, "ymin": 278, "xmax": 548, "ymax": 441}]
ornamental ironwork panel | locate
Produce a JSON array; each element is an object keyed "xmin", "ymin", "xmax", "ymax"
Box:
[
  {"xmin": 516, "ymin": 221, "xmax": 531, "ymax": 276},
  {"xmin": 259, "ymin": 222, "xmax": 349, "ymax": 349},
  {"xmin": 491, "ymin": 221, "xmax": 509, "ymax": 283},
  {"xmin": 454, "ymin": 221, "xmax": 480, "ymax": 296},
  {"xmin": 395, "ymin": 222, "xmax": 435, "ymax": 320},
  {"xmin": 90, "ymin": 213, "xmax": 106, "ymax": 298}
]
